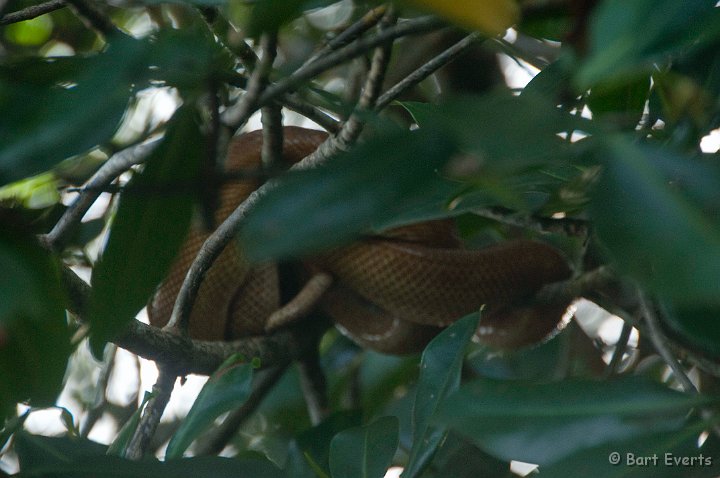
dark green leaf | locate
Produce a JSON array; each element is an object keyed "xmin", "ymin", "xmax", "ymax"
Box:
[
  {"xmin": 518, "ymin": 6, "xmax": 571, "ymax": 42},
  {"xmin": 329, "ymin": 416, "xmax": 399, "ymax": 478},
  {"xmin": 246, "ymin": 0, "xmax": 336, "ymax": 36},
  {"xmin": 588, "ymin": 75, "xmax": 651, "ymax": 126},
  {"xmin": 297, "ymin": 410, "xmax": 363, "ymax": 477},
  {"xmin": 0, "ymin": 32, "xmax": 166, "ymax": 186},
  {"xmin": 0, "ymin": 26, "xmax": 231, "ymax": 187},
  {"xmin": 522, "ymin": 55, "xmax": 574, "ymax": 101},
  {"xmin": 396, "ymin": 101, "xmax": 436, "ymax": 127},
  {"xmin": 421, "ymin": 431, "xmax": 513, "ymax": 478},
  {"xmin": 359, "ymin": 352, "xmax": 420, "ymax": 418},
  {"xmin": 143, "ymin": 21, "xmax": 237, "ymax": 90},
  {"xmin": 15, "ymin": 432, "xmax": 285, "ymax": 477},
  {"xmin": 420, "ymin": 93, "xmax": 582, "ymax": 174},
  {"xmin": 402, "ymin": 313, "xmax": 480, "ymax": 478},
  {"xmin": 0, "ymin": 228, "xmax": 70, "ymax": 419},
  {"xmin": 15, "ymin": 432, "xmax": 109, "ymax": 470},
  {"xmin": 540, "ymin": 420, "xmax": 720, "ymax": 477},
  {"xmin": 239, "ymin": 127, "xmax": 456, "ymax": 261},
  {"xmin": 165, "ymin": 355, "xmax": 254, "ymax": 458},
  {"xmin": 89, "ymin": 106, "xmax": 204, "ymax": 352},
  {"xmin": 578, "ymin": 0, "xmax": 720, "ymax": 87},
  {"xmin": 434, "ymin": 376, "xmax": 716, "ymax": 466},
  {"xmin": 0, "ymin": 49, "xmax": 133, "ymax": 186},
  {"xmin": 591, "ymin": 139, "xmax": 720, "ymax": 314}
]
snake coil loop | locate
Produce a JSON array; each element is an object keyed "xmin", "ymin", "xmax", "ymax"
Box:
[{"xmin": 148, "ymin": 127, "xmax": 573, "ymax": 354}]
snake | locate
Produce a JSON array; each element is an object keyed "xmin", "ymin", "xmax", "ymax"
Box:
[{"xmin": 147, "ymin": 126, "xmax": 573, "ymax": 354}]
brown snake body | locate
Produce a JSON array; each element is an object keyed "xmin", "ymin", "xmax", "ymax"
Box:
[{"xmin": 148, "ymin": 127, "xmax": 572, "ymax": 354}]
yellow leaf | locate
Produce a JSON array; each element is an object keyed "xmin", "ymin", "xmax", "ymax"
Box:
[{"xmin": 406, "ymin": 0, "xmax": 519, "ymax": 36}]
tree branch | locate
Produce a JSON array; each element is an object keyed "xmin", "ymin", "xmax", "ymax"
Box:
[
  {"xmin": 259, "ymin": 32, "xmax": 284, "ymax": 171},
  {"xmin": 299, "ymin": 8, "xmax": 396, "ymax": 173},
  {"xmin": 43, "ymin": 137, "xmax": 161, "ymax": 251},
  {"xmin": 124, "ymin": 366, "xmax": 176, "ymax": 460},
  {"xmin": 375, "ymin": 31, "xmax": 482, "ymax": 111},
  {"xmin": 60, "ymin": 263, "xmax": 328, "ymax": 376},
  {"xmin": 278, "ymin": 94, "xmax": 340, "ymax": 133},
  {"xmin": 0, "ymin": 0, "xmax": 65, "ymax": 26},
  {"xmin": 223, "ymin": 15, "xmax": 445, "ymax": 129},
  {"xmin": 639, "ymin": 292, "xmax": 697, "ymax": 394},
  {"xmin": 303, "ymin": 5, "xmax": 387, "ymax": 66}
]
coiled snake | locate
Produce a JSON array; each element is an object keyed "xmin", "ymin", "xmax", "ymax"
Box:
[{"xmin": 148, "ymin": 127, "xmax": 572, "ymax": 354}]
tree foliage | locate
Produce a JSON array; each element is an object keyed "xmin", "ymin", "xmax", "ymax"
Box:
[{"xmin": 2, "ymin": 0, "xmax": 720, "ymax": 476}]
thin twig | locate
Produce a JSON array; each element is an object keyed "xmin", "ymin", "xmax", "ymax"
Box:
[
  {"xmin": 472, "ymin": 206, "xmax": 590, "ymax": 239},
  {"xmin": 535, "ymin": 266, "xmax": 617, "ymax": 306},
  {"xmin": 375, "ymin": 31, "xmax": 481, "ymax": 111},
  {"xmin": 303, "ymin": 5, "xmax": 387, "ymax": 66},
  {"xmin": 43, "ymin": 137, "xmax": 161, "ymax": 251},
  {"xmin": 200, "ymin": 7, "xmax": 257, "ymax": 70},
  {"xmin": 223, "ymin": 16, "xmax": 445, "ymax": 129},
  {"xmin": 261, "ymin": 104, "xmax": 284, "ymax": 169},
  {"xmin": 259, "ymin": 31, "xmax": 284, "ymax": 170},
  {"xmin": 638, "ymin": 292, "xmax": 698, "ymax": 394},
  {"xmin": 279, "ymin": 94, "xmax": 340, "ymax": 133},
  {"xmin": 194, "ymin": 365, "xmax": 288, "ymax": 455},
  {"xmin": 0, "ymin": 0, "xmax": 65, "ymax": 26},
  {"xmin": 301, "ymin": 8, "xmax": 397, "ymax": 166},
  {"xmin": 163, "ymin": 33, "xmax": 283, "ymax": 335},
  {"xmin": 199, "ymin": 83, "xmax": 223, "ymax": 231},
  {"xmin": 124, "ymin": 366, "xmax": 177, "ymax": 460}
]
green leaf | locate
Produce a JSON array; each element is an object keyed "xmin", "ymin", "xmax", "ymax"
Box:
[
  {"xmin": 0, "ymin": 26, "xmax": 232, "ymax": 187},
  {"xmin": 587, "ymin": 75, "xmax": 651, "ymax": 126},
  {"xmin": 88, "ymin": 106, "xmax": 204, "ymax": 353},
  {"xmin": 15, "ymin": 432, "xmax": 109, "ymax": 470},
  {"xmin": 521, "ymin": 55, "xmax": 574, "ymax": 101},
  {"xmin": 421, "ymin": 431, "xmax": 513, "ymax": 478},
  {"xmin": 396, "ymin": 101, "xmax": 436, "ymax": 127},
  {"xmin": 577, "ymin": 0, "xmax": 720, "ymax": 87},
  {"xmin": 539, "ymin": 420, "xmax": 720, "ymax": 477},
  {"xmin": 239, "ymin": 127, "xmax": 456, "ymax": 262},
  {"xmin": 402, "ymin": 312, "xmax": 480, "ymax": 478},
  {"xmin": 329, "ymin": 416, "xmax": 399, "ymax": 478},
  {"xmin": 15, "ymin": 433, "xmax": 286, "ymax": 477},
  {"xmin": 165, "ymin": 355, "xmax": 254, "ymax": 459},
  {"xmin": 0, "ymin": 228, "xmax": 70, "ymax": 419},
  {"xmin": 518, "ymin": 5, "xmax": 571, "ymax": 42},
  {"xmin": 434, "ymin": 376, "xmax": 716, "ymax": 466},
  {"xmin": 247, "ymin": 0, "xmax": 336, "ymax": 36},
  {"xmin": 590, "ymin": 138, "xmax": 720, "ymax": 355},
  {"xmin": 4, "ymin": 15, "xmax": 53, "ymax": 46},
  {"xmin": 0, "ymin": 34, "xmax": 143, "ymax": 186},
  {"xmin": 418, "ymin": 93, "xmax": 582, "ymax": 175},
  {"xmin": 297, "ymin": 410, "xmax": 363, "ymax": 477}
]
